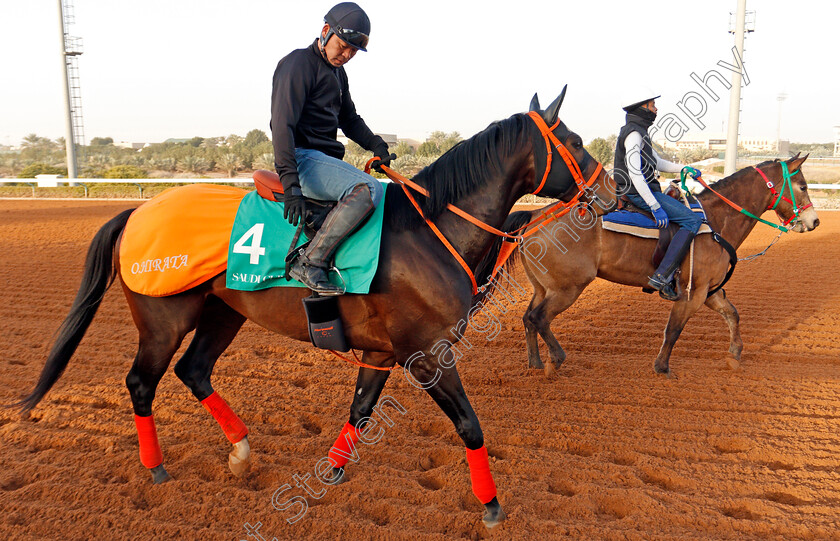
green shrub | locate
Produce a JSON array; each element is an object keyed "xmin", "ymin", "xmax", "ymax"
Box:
[
  {"xmin": 18, "ymin": 163, "xmax": 67, "ymax": 178},
  {"xmin": 713, "ymin": 166, "xmax": 724, "ymax": 174},
  {"xmin": 102, "ymin": 165, "xmax": 148, "ymax": 179}
]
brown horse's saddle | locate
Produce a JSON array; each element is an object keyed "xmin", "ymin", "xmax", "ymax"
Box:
[{"xmin": 603, "ymin": 183, "xmax": 712, "ymax": 269}]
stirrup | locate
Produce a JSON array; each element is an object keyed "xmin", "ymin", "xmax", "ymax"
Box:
[
  {"xmin": 289, "ymin": 259, "xmax": 346, "ymax": 296},
  {"xmin": 647, "ymin": 274, "xmax": 681, "ymax": 301}
]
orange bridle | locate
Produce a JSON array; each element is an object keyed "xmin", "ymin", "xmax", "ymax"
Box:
[{"xmin": 365, "ymin": 113, "xmax": 604, "ymax": 294}]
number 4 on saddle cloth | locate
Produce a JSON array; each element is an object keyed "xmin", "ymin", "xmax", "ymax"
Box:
[{"xmin": 119, "ymin": 177, "xmax": 386, "ymax": 299}]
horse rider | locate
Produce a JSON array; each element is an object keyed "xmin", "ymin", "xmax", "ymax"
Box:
[
  {"xmin": 271, "ymin": 2, "xmax": 393, "ymax": 295},
  {"xmin": 613, "ymin": 89, "xmax": 702, "ymax": 301}
]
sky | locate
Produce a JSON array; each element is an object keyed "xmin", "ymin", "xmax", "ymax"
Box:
[{"xmin": 1, "ymin": 0, "xmax": 839, "ymax": 148}]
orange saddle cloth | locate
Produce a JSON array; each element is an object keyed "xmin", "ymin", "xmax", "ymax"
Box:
[{"xmin": 119, "ymin": 184, "xmax": 247, "ymax": 297}]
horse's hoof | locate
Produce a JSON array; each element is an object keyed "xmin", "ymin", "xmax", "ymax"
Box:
[
  {"xmin": 228, "ymin": 436, "xmax": 251, "ymax": 477},
  {"xmin": 150, "ymin": 464, "xmax": 171, "ymax": 484},
  {"xmin": 330, "ymin": 467, "xmax": 348, "ymax": 485},
  {"xmin": 654, "ymin": 365, "xmax": 672, "ymax": 378},
  {"xmin": 482, "ymin": 497, "xmax": 506, "ymax": 529},
  {"xmin": 528, "ymin": 355, "xmax": 544, "ymax": 369},
  {"xmin": 726, "ymin": 358, "xmax": 741, "ymax": 371}
]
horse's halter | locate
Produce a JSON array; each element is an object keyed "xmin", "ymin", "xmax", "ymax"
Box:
[
  {"xmin": 753, "ymin": 162, "xmax": 812, "ymax": 228},
  {"xmin": 527, "ymin": 111, "xmax": 604, "ymax": 207}
]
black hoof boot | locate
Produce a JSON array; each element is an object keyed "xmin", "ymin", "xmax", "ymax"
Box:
[
  {"xmin": 482, "ymin": 497, "xmax": 506, "ymax": 528},
  {"xmin": 149, "ymin": 464, "xmax": 171, "ymax": 484}
]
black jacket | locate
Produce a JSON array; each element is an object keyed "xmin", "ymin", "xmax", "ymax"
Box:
[{"xmin": 270, "ymin": 40, "xmax": 387, "ymax": 191}]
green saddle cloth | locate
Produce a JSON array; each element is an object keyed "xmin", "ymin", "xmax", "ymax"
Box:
[{"xmin": 226, "ymin": 187, "xmax": 385, "ymax": 293}]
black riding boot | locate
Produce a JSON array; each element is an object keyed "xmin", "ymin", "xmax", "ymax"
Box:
[
  {"xmin": 289, "ymin": 184, "xmax": 374, "ymax": 296},
  {"xmin": 647, "ymin": 228, "xmax": 695, "ymax": 301}
]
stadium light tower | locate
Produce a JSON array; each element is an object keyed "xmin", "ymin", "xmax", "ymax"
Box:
[
  {"xmin": 57, "ymin": 0, "xmax": 85, "ymax": 179},
  {"xmin": 723, "ymin": 0, "xmax": 755, "ymax": 176},
  {"xmin": 834, "ymin": 125, "xmax": 840, "ymax": 158}
]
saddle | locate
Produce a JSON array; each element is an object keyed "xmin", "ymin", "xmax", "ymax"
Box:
[
  {"xmin": 614, "ymin": 183, "xmax": 687, "ymax": 270},
  {"xmin": 253, "ymin": 169, "xmax": 335, "ymax": 239}
]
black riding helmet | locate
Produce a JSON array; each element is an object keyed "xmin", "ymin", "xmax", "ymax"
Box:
[{"xmin": 322, "ymin": 2, "xmax": 371, "ymax": 52}]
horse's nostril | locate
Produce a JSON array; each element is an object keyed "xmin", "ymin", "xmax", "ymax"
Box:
[{"xmin": 813, "ymin": 218, "xmax": 820, "ymax": 228}]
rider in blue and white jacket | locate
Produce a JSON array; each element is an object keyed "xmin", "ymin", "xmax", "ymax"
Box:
[{"xmin": 613, "ymin": 89, "xmax": 702, "ymax": 301}]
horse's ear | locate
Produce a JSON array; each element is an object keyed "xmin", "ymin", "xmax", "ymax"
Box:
[
  {"xmin": 529, "ymin": 93, "xmax": 540, "ymax": 112},
  {"xmin": 542, "ymin": 84, "xmax": 567, "ymax": 125},
  {"xmin": 789, "ymin": 152, "xmax": 809, "ymax": 172}
]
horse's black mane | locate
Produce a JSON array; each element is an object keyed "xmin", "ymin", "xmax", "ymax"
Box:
[
  {"xmin": 705, "ymin": 159, "xmax": 778, "ymax": 193},
  {"xmin": 385, "ymin": 113, "xmax": 531, "ymax": 231}
]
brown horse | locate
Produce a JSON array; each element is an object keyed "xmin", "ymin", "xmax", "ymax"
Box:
[
  {"xmin": 13, "ymin": 90, "xmax": 617, "ymax": 528},
  {"xmin": 479, "ymin": 155, "xmax": 819, "ymax": 377}
]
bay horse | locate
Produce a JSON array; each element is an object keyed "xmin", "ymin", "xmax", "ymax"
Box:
[
  {"xmin": 13, "ymin": 89, "xmax": 617, "ymax": 528},
  {"xmin": 478, "ymin": 155, "xmax": 819, "ymax": 377}
]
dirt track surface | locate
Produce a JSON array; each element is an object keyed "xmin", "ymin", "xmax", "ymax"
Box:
[{"xmin": 1, "ymin": 200, "xmax": 839, "ymax": 540}]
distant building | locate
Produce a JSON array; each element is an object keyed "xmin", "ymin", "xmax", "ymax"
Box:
[
  {"xmin": 656, "ymin": 135, "xmax": 787, "ymax": 153},
  {"xmin": 337, "ymin": 131, "xmax": 400, "ymax": 147},
  {"xmin": 114, "ymin": 141, "xmax": 149, "ymax": 150}
]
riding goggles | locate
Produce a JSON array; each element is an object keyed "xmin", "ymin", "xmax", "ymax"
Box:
[{"xmin": 333, "ymin": 25, "xmax": 369, "ymax": 50}]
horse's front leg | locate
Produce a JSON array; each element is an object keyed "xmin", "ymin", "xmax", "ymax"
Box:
[
  {"xmin": 704, "ymin": 290, "xmax": 743, "ymax": 368},
  {"xmin": 654, "ymin": 286, "xmax": 708, "ymax": 376},
  {"xmin": 327, "ymin": 353, "xmax": 393, "ymax": 482},
  {"xmin": 405, "ymin": 352, "xmax": 506, "ymax": 529}
]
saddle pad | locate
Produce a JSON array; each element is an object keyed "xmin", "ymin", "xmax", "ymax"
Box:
[
  {"xmin": 226, "ymin": 186, "xmax": 386, "ymax": 294},
  {"xmin": 120, "ymin": 184, "xmax": 247, "ymax": 296},
  {"xmin": 602, "ymin": 203, "xmax": 711, "ymax": 239}
]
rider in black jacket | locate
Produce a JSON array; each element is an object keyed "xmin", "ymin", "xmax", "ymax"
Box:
[{"xmin": 271, "ymin": 2, "xmax": 392, "ymax": 295}]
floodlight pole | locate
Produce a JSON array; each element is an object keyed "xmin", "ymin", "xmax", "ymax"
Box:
[
  {"xmin": 58, "ymin": 0, "xmax": 77, "ymax": 179},
  {"xmin": 724, "ymin": 0, "xmax": 747, "ymax": 176}
]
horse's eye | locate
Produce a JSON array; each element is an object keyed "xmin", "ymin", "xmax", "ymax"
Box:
[{"xmin": 800, "ymin": 184, "xmax": 807, "ymax": 191}]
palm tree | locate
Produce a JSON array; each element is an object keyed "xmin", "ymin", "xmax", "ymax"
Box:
[{"xmin": 216, "ymin": 153, "xmax": 241, "ymax": 177}]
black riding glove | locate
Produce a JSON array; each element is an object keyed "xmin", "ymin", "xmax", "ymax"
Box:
[
  {"xmin": 283, "ymin": 186, "xmax": 305, "ymax": 227},
  {"xmin": 370, "ymin": 145, "xmax": 395, "ymax": 173}
]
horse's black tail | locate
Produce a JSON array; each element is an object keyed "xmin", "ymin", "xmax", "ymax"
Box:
[
  {"xmin": 14, "ymin": 208, "xmax": 135, "ymax": 413},
  {"xmin": 471, "ymin": 210, "xmax": 534, "ymax": 307}
]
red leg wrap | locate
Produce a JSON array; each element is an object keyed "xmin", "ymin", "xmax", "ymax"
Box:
[
  {"xmin": 201, "ymin": 391, "xmax": 248, "ymax": 444},
  {"xmin": 466, "ymin": 446, "xmax": 497, "ymax": 504},
  {"xmin": 328, "ymin": 422, "xmax": 359, "ymax": 468},
  {"xmin": 134, "ymin": 414, "xmax": 163, "ymax": 469}
]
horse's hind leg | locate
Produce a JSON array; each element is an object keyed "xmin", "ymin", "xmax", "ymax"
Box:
[
  {"xmin": 654, "ymin": 287, "xmax": 708, "ymax": 376},
  {"xmin": 125, "ymin": 291, "xmax": 205, "ymax": 483},
  {"xmin": 705, "ymin": 290, "xmax": 743, "ymax": 366},
  {"xmin": 523, "ymin": 293, "xmax": 544, "ymax": 370},
  {"xmin": 405, "ymin": 354, "xmax": 505, "ymax": 529},
  {"xmin": 325, "ymin": 353, "xmax": 393, "ymax": 483},
  {"xmin": 525, "ymin": 284, "xmax": 587, "ymax": 376},
  {"xmin": 173, "ymin": 295, "xmax": 248, "ymax": 475}
]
